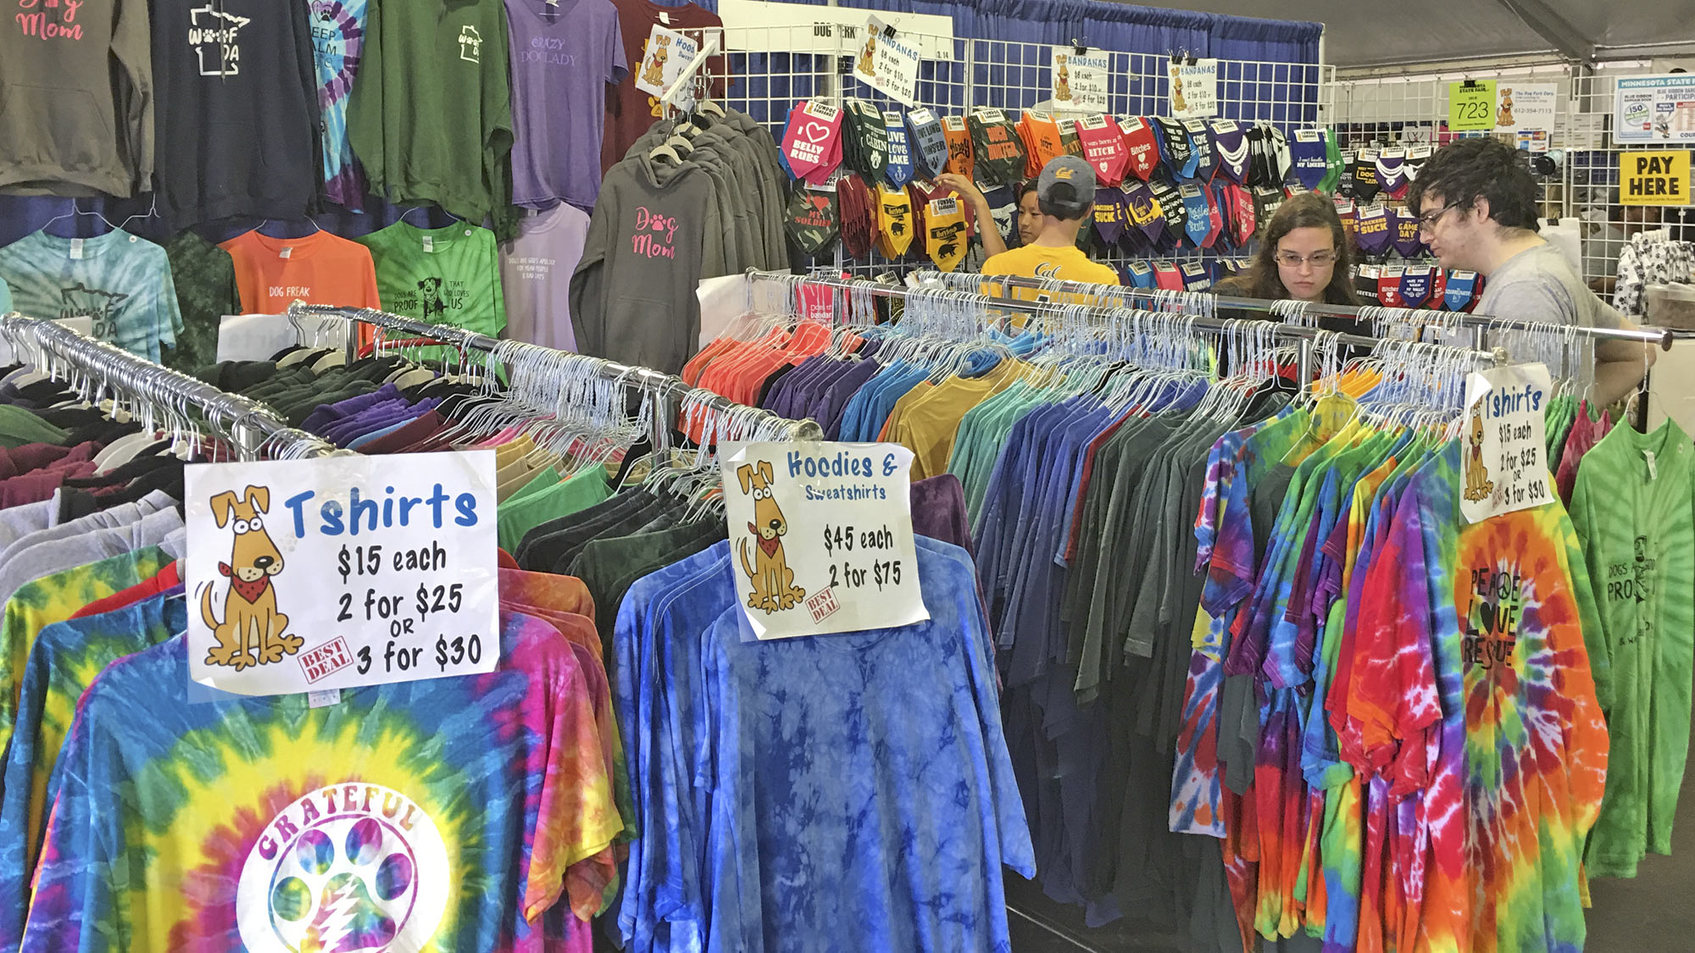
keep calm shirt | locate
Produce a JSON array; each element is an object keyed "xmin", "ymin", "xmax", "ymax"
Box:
[
  {"xmin": 504, "ymin": 0, "xmax": 626, "ymax": 210},
  {"xmin": 308, "ymin": 0, "xmax": 372, "ymax": 208}
]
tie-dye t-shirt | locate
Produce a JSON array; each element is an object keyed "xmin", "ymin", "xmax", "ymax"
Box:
[
  {"xmin": 1360, "ymin": 441, "xmax": 1606, "ymax": 953},
  {"xmin": 0, "ymin": 230, "xmax": 184, "ymax": 362},
  {"xmin": 22, "ymin": 610, "xmax": 619, "ymax": 952},
  {"xmin": 0, "ymin": 593, "xmax": 187, "ymax": 949},
  {"xmin": 310, "ymin": 0, "xmax": 372, "ymax": 208},
  {"xmin": 0, "ymin": 547, "xmax": 171, "ymax": 754},
  {"xmin": 1568, "ymin": 418, "xmax": 1695, "ymax": 879}
]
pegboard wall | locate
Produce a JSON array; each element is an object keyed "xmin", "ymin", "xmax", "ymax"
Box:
[{"xmin": 674, "ymin": 22, "xmax": 1332, "ymax": 276}]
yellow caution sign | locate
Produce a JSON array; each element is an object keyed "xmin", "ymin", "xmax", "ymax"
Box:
[{"xmin": 1620, "ymin": 150, "xmax": 1693, "ymax": 206}]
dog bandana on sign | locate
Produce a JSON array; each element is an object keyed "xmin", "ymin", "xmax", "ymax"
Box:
[
  {"xmin": 1121, "ymin": 117, "xmax": 1162, "ymax": 181},
  {"xmin": 1399, "ymin": 265, "xmax": 1434, "ymax": 308},
  {"xmin": 1019, "ymin": 111, "xmax": 1066, "ymax": 176},
  {"xmin": 1392, "ymin": 206, "xmax": 1424, "ymax": 259},
  {"xmin": 883, "ymin": 111, "xmax": 914, "ymax": 187},
  {"xmin": 782, "ymin": 99, "xmax": 844, "ymax": 183},
  {"xmin": 1377, "ymin": 264, "xmax": 1407, "ymax": 307},
  {"xmin": 1445, "ymin": 270, "xmax": 1481, "ymax": 311},
  {"xmin": 875, "ymin": 183, "xmax": 915, "ymax": 257},
  {"xmin": 923, "ymin": 195, "xmax": 969, "ymax": 272},
  {"xmin": 1375, "ymin": 148, "xmax": 1407, "ymax": 197},
  {"xmin": 1077, "ymin": 115, "xmax": 1128, "ymax": 186},
  {"xmin": 1290, "ymin": 129, "xmax": 1328, "ymax": 191},
  {"xmin": 1354, "ymin": 204, "xmax": 1393, "ymax": 258},
  {"xmin": 943, "ymin": 116, "xmax": 974, "ymax": 178},
  {"xmin": 906, "ymin": 108, "xmax": 949, "ymax": 178},
  {"xmin": 1210, "ymin": 120, "xmax": 1249, "ymax": 184},
  {"xmin": 1183, "ymin": 119, "xmax": 1215, "ymax": 181},
  {"xmin": 217, "ymin": 562, "xmax": 272, "ymax": 603},
  {"xmin": 784, "ymin": 185, "xmax": 839, "ymax": 258}
]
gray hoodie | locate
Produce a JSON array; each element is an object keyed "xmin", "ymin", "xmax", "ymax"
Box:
[
  {"xmin": 1, "ymin": 0, "xmax": 154, "ymax": 196},
  {"xmin": 571, "ymin": 153, "xmax": 728, "ymax": 376}
]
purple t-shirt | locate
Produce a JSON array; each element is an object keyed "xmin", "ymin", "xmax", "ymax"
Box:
[
  {"xmin": 504, "ymin": 0, "xmax": 627, "ymax": 210},
  {"xmin": 499, "ymin": 202, "xmax": 592, "ymax": 349}
]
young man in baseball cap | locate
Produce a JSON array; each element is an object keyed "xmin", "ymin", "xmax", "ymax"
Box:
[{"xmin": 980, "ymin": 155, "xmax": 1119, "ymax": 288}]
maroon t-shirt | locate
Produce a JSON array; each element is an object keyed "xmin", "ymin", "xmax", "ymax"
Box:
[{"xmin": 600, "ymin": 0, "xmax": 729, "ymax": 175}]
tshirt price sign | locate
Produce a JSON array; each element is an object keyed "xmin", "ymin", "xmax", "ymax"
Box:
[
  {"xmin": 721, "ymin": 441, "xmax": 928, "ymax": 640},
  {"xmin": 1620, "ymin": 150, "xmax": 1692, "ymax": 206},
  {"xmin": 1448, "ymin": 80, "xmax": 1497, "ymax": 132},
  {"xmin": 852, "ymin": 16, "xmax": 921, "ymax": 106},
  {"xmin": 1459, "ymin": 363, "xmax": 1555, "ymax": 523},
  {"xmin": 185, "ymin": 451, "xmax": 500, "ymax": 695},
  {"xmin": 1051, "ymin": 47, "xmax": 1109, "ymax": 113}
]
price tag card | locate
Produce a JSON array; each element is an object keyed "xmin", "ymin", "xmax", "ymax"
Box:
[
  {"xmin": 1051, "ymin": 46, "xmax": 1109, "ymax": 113},
  {"xmin": 852, "ymin": 16, "xmax": 921, "ymax": 106},
  {"xmin": 1448, "ymin": 80, "xmax": 1497, "ymax": 132},
  {"xmin": 634, "ymin": 25, "xmax": 700, "ymax": 107},
  {"xmin": 1458, "ymin": 363, "xmax": 1554, "ymax": 523},
  {"xmin": 721, "ymin": 441, "xmax": 928, "ymax": 640},
  {"xmin": 185, "ymin": 451, "xmax": 499, "ymax": 696},
  {"xmin": 1170, "ymin": 58, "xmax": 1218, "ymax": 119}
]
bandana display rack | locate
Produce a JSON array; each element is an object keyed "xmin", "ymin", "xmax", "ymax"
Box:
[
  {"xmin": 0, "ymin": 311, "xmax": 339, "ymax": 459},
  {"xmin": 288, "ymin": 304, "xmax": 824, "ymax": 449}
]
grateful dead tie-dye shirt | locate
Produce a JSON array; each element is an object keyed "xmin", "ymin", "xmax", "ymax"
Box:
[{"xmin": 21, "ymin": 610, "xmax": 619, "ymax": 952}]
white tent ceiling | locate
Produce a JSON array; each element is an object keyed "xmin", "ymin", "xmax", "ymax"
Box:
[{"xmin": 1120, "ymin": 0, "xmax": 1695, "ymax": 68}]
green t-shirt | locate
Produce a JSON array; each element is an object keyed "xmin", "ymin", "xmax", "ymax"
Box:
[
  {"xmin": 496, "ymin": 467, "xmax": 611, "ymax": 552},
  {"xmin": 161, "ymin": 231, "xmax": 238, "ymax": 373},
  {"xmin": 356, "ymin": 222, "xmax": 508, "ymax": 341},
  {"xmin": 1569, "ymin": 417, "xmax": 1695, "ymax": 878},
  {"xmin": 0, "ymin": 407, "xmax": 67, "ymax": 450}
]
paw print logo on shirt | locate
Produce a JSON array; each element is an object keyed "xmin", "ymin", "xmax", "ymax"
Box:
[{"xmin": 237, "ymin": 784, "xmax": 450, "ymax": 953}]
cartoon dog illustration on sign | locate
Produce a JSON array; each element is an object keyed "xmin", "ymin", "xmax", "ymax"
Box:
[
  {"xmin": 737, "ymin": 461, "xmax": 806, "ymax": 612},
  {"xmin": 1462, "ymin": 408, "xmax": 1496, "ymax": 502},
  {"xmin": 202, "ymin": 486, "xmax": 302, "ymax": 670},
  {"xmin": 641, "ymin": 34, "xmax": 670, "ymax": 87}
]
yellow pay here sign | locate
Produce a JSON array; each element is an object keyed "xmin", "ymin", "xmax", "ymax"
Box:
[{"xmin": 1620, "ymin": 151, "xmax": 1693, "ymax": 206}]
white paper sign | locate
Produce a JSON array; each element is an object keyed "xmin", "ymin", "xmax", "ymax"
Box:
[
  {"xmin": 1493, "ymin": 82, "xmax": 1556, "ymax": 134},
  {"xmin": 185, "ymin": 451, "xmax": 500, "ymax": 695},
  {"xmin": 722, "ymin": 441, "xmax": 928, "ymax": 639},
  {"xmin": 1616, "ymin": 74, "xmax": 1695, "ymax": 143},
  {"xmin": 1052, "ymin": 47, "xmax": 1109, "ymax": 113},
  {"xmin": 852, "ymin": 16, "xmax": 921, "ymax": 106},
  {"xmin": 634, "ymin": 25, "xmax": 700, "ymax": 110},
  {"xmin": 1459, "ymin": 363, "xmax": 1554, "ymax": 523},
  {"xmin": 1170, "ymin": 58, "xmax": 1218, "ymax": 119}
]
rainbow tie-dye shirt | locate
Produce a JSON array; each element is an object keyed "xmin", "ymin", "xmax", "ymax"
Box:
[{"xmin": 21, "ymin": 610, "xmax": 619, "ymax": 952}]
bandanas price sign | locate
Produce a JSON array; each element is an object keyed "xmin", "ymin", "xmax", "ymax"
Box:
[
  {"xmin": 186, "ymin": 451, "xmax": 500, "ymax": 696},
  {"xmin": 852, "ymin": 16, "xmax": 920, "ymax": 106},
  {"xmin": 1459, "ymin": 363, "xmax": 1554, "ymax": 523},
  {"xmin": 1169, "ymin": 58, "xmax": 1218, "ymax": 119},
  {"xmin": 1051, "ymin": 47, "xmax": 1109, "ymax": 113},
  {"xmin": 722, "ymin": 441, "xmax": 927, "ymax": 640},
  {"xmin": 1448, "ymin": 80, "xmax": 1497, "ymax": 132}
]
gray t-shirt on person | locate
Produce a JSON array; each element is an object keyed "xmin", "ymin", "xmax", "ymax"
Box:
[{"xmin": 1478, "ymin": 239, "xmax": 1625, "ymax": 329}]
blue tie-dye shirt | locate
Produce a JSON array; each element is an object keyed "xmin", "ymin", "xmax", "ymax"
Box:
[{"xmin": 0, "ymin": 230, "xmax": 183, "ymax": 362}]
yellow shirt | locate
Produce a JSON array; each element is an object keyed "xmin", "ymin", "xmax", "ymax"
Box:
[
  {"xmin": 884, "ymin": 360, "xmax": 1027, "ymax": 479},
  {"xmin": 980, "ymin": 243, "xmax": 1120, "ymax": 290}
]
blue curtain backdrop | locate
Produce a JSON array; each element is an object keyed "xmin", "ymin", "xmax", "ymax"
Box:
[{"xmin": 0, "ymin": 0, "xmax": 1320, "ymax": 246}]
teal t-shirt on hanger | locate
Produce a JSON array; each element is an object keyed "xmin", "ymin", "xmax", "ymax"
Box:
[{"xmin": 0, "ymin": 230, "xmax": 184, "ymax": 362}]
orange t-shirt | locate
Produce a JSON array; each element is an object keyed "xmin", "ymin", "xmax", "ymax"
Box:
[{"xmin": 219, "ymin": 229, "xmax": 383, "ymax": 314}]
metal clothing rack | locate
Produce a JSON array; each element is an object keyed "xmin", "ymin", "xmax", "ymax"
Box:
[
  {"xmin": 0, "ymin": 312, "xmax": 339, "ymax": 459},
  {"xmin": 287, "ymin": 304, "xmax": 825, "ymax": 445}
]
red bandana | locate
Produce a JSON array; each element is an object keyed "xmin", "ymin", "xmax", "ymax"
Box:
[
  {"xmin": 219, "ymin": 562, "xmax": 272, "ymax": 604},
  {"xmin": 747, "ymin": 524, "xmax": 781, "ymax": 556}
]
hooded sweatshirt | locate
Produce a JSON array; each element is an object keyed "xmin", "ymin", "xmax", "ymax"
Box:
[
  {"xmin": 1, "ymin": 0, "xmax": 154, "ymax": 197},
  {"xmin": 570, "ymin": 153, "xmax": 726, "ymax": 375},
  {"xmin": 149, "ymin": 0, "xmax": 322, "ymax": 227}
]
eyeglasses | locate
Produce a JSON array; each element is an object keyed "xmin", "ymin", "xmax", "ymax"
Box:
[
  {"xmin": 1416, "ymin": 204, "xmax": 1464, "ymax": 231},
  {"xmin": 1274, "ymin": 250, "xmax": 1338, "ymax": 268}
]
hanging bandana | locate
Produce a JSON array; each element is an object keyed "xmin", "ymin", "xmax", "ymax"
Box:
[
  {"xmin": 967, "ymin": 108, "xmax": 1027, "ymax": 186},
  {"xmin": 923, "ymin": 194, "xmax": 969, "ymax": 272},
  {"xmin": 882, "ymin": 111, "xmax": 914, "ymax": 187},
  {"xmin": 1204, "ymin": 183, "xmax": 1226, "ymax": 249},
  {"xmin": 875, "ymin": 183, "xmax": 915, "ymax": 257},
  {"xmin": 1229, "ymin": 183, "xmax": 1257, "ymax": 245},
  {"xmin": 1019, "ymin": 110, "xmax": 1066, "ymax": 177},
  {"xmin": 1290, "ymin": 129, "xmax": 1328, "ymax": 191},
  {"xmin": 785, "ymin": 185, "xmax": 839, "ymax": 258},
  {"xmin": 1123, "ymin": 260, "xmax": 1156, "ymax": 288},
  {"xmin": 1378, "ymin": 264, "xmax": 1407, "ymax": 307},
  {"xmin": 1354, "ymin": 204, "xmax": 1393, "ymax": 258},
  {"xmin": 1354, "ymin": 263, "xmax": 1381, "ymax": 304},
  {"xmin": 1179, "ymin": 184, "xmax": 1210, "ymax": 248},
  {"xmin": 1183, "ymin": 119, "xmax": 1215, "ymax": 181},
  {"xmin": 1320, "ymin": 131, "xmax": 1344, "ymax": 194},
  {"xmin": 1076, "ymin": 115, "xmax": 1128, "ymax": 186},
  {"xmin": 1404, "ymin": 144, "xmax": 1433, "ymax": 183},
  {"xmin": 942, "ymin": 116, "xmax": 974, "ymax": 179},
  {"xmin": 906, "ymin": 109, "xmax": 949, "ymax": 179},
  {"xmin": 836, "ymin": 172, "xmax": 875, "ymax": 260},
  {"xmin": 1269, "ymin": 127, "xmax": 1290, "ymax": 184},
  {"xmin": 1179, "ymin": 260, "xmax": 1213, "ymax": 292},
  {"xmin": 1153, "ymin": 117, "xmax": 1195, "ymax": 178},
  {"xmin": 1392, "ymin": 205, "xmax": 1424, "ymax": 259},
  {"xmin": 1124, "ymin": 182, "xmax": 1167, "ymax": 245},
  {"xmin": 1092, "ymin": 187, "xmax": 1126, "ymax": 246},
  {"xmin": 1375, "ymin": 148, "xmax": 1407, "ymax": 197},
  {"xmin": 1120, "ymin": 117, "xmax": 1162, "ymax": 182},
  {"xmin": 1399, "ymin": 264, "xmax": 1434, "ymax": 308},
  {"xmin": 843, "ymin": 99, "xmax": 890, "ymax": 180},
  {"xmin": 1153, "ymin": 261, "xmax": 1184, "ymax": 290},
  {"xmin": 1429, "ymin": 266, "xmax": 1447, "ymax": 308},
  {"xmin": 1150, "ymin": 178, "xmax": 1187, "ymax": 242},
  {"xmin": 1209, "ymin": 120, "xmax": 1249, "ymax": 184},
  {"xmin": 1350, "ymin": 149, "xmax": 1381, "ymax": 202},
  {"xmin": 782, "ymin": 99, "xmax": 844, "ymax": 184},
  {"xmin": 1057, "ymin": 118, "xmax": 1085, "ymax": 158},
  {"xmin": 1252, "ymin": 187, "xmax": 1284, "ymax": 232},
  {"xmin": 1444, "ymin": 269, "xmax": 1481, "ymax": 312}
]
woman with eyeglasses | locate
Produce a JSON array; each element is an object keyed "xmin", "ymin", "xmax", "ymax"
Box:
[{"xmin": 1214, "ymin": 191, "xmax": 1362, "ymax": 309}]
